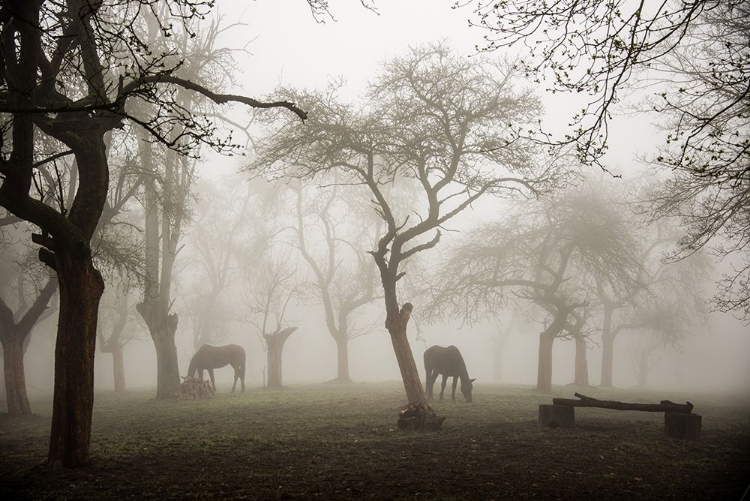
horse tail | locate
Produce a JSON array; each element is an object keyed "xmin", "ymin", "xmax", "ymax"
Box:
[{"xmin": 237, "ymin": 346, "xmax": 246, "ymax": 382}]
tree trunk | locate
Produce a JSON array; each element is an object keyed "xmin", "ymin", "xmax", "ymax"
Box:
[
  {"xmin": 3, "ymin": 332, "xmax": 31, "ymax": 416},
  {"xmin": 264, "ymin": 327, "xmax": 297, "ymax": 388},
  {"xmin": 47, "ymin": 253, "xmax": 104, "ymax": 468},
  {"xmin": 266, "ymin": 345, "xmax": 283, "ymax": 388},
  {"xmin": 335, "ymin": 336, "xmax": 351, "ymax": 382},
  {"xmin": 537, "ymin": 332, "xmax": 555, "ymax": 392},
  {"xmin": 600, "ymin": 306, "xmax": 615, "ymax": 387},
  {"xmin": 573, "ymin": 335, "xmax": 589, "ymax": 386},
  {"xmin": 137, "ymin": 302, "xmax": 180, "ymax": 399},
  {"xmin": 111, "ymin": 345, "xmax": 126, "ymax": 393},
  {"xmin": 637, "ymin": 350, "xmax": 649, "ymax": 387},
  {"xmin": 492, "ymin": 335, "xmax": 507, "ymax": 383},
  {"xmin": 388, "ymin": 324, "xmax": 426, "ymax": 405}
]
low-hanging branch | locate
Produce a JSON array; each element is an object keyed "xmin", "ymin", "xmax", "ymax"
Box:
[{"xmin": 552, "ymin": 392, "xmax": 694, "ymax": 414}]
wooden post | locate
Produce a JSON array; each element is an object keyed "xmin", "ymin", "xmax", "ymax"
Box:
[
  {"xmin": 665, "ymin": 412, "xmax": 702, "ymax": 440},
  {"xmin": 539, "ymin": 404, "xmax": 575, "ymax": 429}
]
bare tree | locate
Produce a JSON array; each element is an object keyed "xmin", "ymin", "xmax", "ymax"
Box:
[
  {"xmin": 97, "ymin": 289, "xmax": 143, "ymax": 393},
  {"xmin": 250, "ymin": 43, "xmax": 562, "ymax": 417},
  {"xmin": 183, "ymin": 178, "xmax": 260, "ymax": 351},
  {"xmin": 597, "ymin": 220, "xmax": 711, "ymax": 387},
  {"xmin": 0, "ymin": 1, "xmax": 305, "ymax": 467},
  {"xmin": 465, "ymin": 0, "xmax": 750, "ymax": 320},
  {"xmin": 290, "ymin": 179, "xmax": 380, "ymax": 382},
  {"xmin": 430, "ymin": 183, "xmax": 641, "ymax": 392},
  {"xmin": 0, "ymin": 251, "xmax": 57, "ymax": 415},
  {"xmin": 243, "ymin": 252, "xmax": 301, "ymax": 388}
]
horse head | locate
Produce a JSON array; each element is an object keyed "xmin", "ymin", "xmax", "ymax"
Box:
[{"xmin": 461, "ymin": 378, "xmax": 476, "ymax": 403}]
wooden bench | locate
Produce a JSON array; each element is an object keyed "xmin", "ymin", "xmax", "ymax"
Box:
[{"xmin": 539, "ymin": 392, "xmax": 701, "ymax": 440}]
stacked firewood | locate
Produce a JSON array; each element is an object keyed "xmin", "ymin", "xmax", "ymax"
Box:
[{"xmin": 179, "ymin": 377, "xmax": 215, "ymax": 400}]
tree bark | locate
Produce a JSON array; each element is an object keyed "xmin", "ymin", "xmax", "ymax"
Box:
[
  {"xmin": 385, "ymin": 302, "xmax": 427, "ymax": 405},
  {"xmin": 573, "ymin": 334, "xmax": 589, "ymax": 386},
  {"xmin": 111, "ymin": 345, "xmax": 126, "ymax": 393},
  {"xmin": 3, "ymin": 333, "xmax": 30, "ymax": 416},
  {"xmin": 600, "ymin": 306, "xmax": 615, "ymax": 387},
  {"xmin": 0, "ymin": 277, "xmax": 57, "ymax": 416},
  {"xmin": 138, "ymin": 302, "xmax": 180, "ymax": 399},
  {"xmin": 264, "ymin": 327, "xmax": 297, "ymax": 388},
  {"xmin": 537, "ymin": 332, "xmax": 555, "ymax": 393},
  {"xmin": 47, "ymin": 252, "xmax": 104, "ymax": 468},
  {"xmin": 637, "ymin": 350, "xmax": 649, "ymax": 387},
  {"xmin": 492, "ymin": 335, "xmax": 507, "ymax": 383},
  {"xmin": 335, "ymin": 336, "xmax": 351, "ymax": 382}
]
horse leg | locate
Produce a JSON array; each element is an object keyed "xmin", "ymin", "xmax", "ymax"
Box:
[
  {"xmin": 425, "ymin": 370, "xmax": 435, "ymax": 400},
  {"xmin": 440, "ymin": 374, "xmax": 448, "ymax": 400},
  {"xmin": 240, "ymin": 363, "xmax": 245, "ymax": 392},
  {"xmin": 451, "ymin": 376, "xmax": 458, "ymax": 402},
  {"xmin": 231, "ymin": 368, "xmax": 238, "ymax": 393},
  {"xmin": 208, "ymin": 369, "xmax": 216, "ymax": 391}
]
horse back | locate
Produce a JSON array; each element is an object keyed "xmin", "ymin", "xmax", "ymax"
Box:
[{"xmin": 425, "ymin": 345, "xmax": 466, "ymax": 376}]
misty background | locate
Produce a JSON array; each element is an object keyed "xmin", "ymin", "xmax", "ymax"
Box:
[{"xmin": 2, "ymin": 0, "xmax": 748, "ymax": 401}]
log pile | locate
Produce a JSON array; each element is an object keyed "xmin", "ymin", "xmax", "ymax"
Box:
[
  {"xmin": 179, "ymin": 377, "xmax": 215, "ymax": 400},
  {"xmin": 397, "ymin": 403, "xmax": 445, "ymax": 430}
]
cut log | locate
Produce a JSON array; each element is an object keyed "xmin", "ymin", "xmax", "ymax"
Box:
[
  {"xmin": 552, "ymin": 392, "xmax": 693, "ymax": 414},
  {"xmin": 539, "ymin": 404, "xmax": 575, "ymax": 429},
  {"xmin": 665, "ymin": 412, "xmax": 702, "ymax": 440}
]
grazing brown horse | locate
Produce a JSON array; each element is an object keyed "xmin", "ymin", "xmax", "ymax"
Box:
[
  {"xmin": 187, "ymin": 344, "xmax": 246, "ymax": 392},
  {"xmin": 424, "ymin": 345, "xmax": 475, "ymax": 402}
]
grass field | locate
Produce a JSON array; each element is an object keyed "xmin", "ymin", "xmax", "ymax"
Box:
[{"xmin": 1, "ymin": 382, "xmax": 749, "ymax": 500}]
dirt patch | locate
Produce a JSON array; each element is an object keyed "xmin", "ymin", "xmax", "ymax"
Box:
[{"xmin": 1, "ymin": 384, "xmax": 748, "ymax": 500}]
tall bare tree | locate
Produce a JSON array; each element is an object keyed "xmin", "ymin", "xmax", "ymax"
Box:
[
  {"xmin": 0, "ymin": 1, "xmax": 305, "ymax": 467},
  {"xmin": 250, "ymin": 43, "xmax": 562, "ymax": 417},
  {"xmin": 430, "ymin": 183, "xmax": 641, "ymax": 392},
  {"xmin": 291, "ymin": 180, "xmax": 380, "ymax": 382},
  {"xmin": 465, "ymin": 0, "xmax": 750, "ymax": 321},
  {"xmin": 0, "ymin": 252, "xmax": 57, "ymax": 415},
  {"xmin": 244, "ymin": 252, "xmax": 301, "ymax": 388}
]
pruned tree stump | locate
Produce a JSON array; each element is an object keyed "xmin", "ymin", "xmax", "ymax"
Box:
[
  {"xmin": 539, "ymin": 404, "xmax": 575, "ymax": 429},
  {"xmin": 398, "ymin": 403, "xmax": 445, "ymax": 430},
  {"xmin": 665, "ymin": 411, "xmax": 702, "ymax": 440},
  {"xmin": 179, "ymin": 377, "xmax": 215, "ymax": 400}
]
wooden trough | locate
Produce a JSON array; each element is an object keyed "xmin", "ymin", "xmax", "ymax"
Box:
[{"xmin": 539, "ymin": 392, "xmax": 701, "ymax": 440}]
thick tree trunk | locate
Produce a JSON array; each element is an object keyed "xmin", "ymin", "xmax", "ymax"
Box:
[
  {"xmin": 537, "ymin": 332, "xmax": 555, "ymax": 393},
  {"xmin": 600, "ymin": 306, "xmax": 615, "ymax": 387},
  {"xmin": 335, "ymin": 336, "xmax": 351, "ymax": 382},
  {"xmin": 266, "ymin": 346, "xmax": 283, "ymax": 388},
  {"xmin": 3, "ymin": 333, "xmax": 31, "ymax": 416},
  {"xmin": 388, "ymin": 322, "xmax": 426, "ymax": 405},
  {"xmin": 573, "ymin": 335, "xmax": 589, "ymax": 386},
  {"xmin": 47, "ymin": 253, "xmax": 104, "ymax": 468},
  {"xmin": 264, "ymin": 327, "xmax": 297, "ymax": 388},
  {"xmin": 637, "ymin": 351, "xmax": 649, "ymax": 388},
  {"xmin": 137, "ymin": 302, "xmax": 180, "ymax": 399},
  {"xmin": 111, "ymin": 345, "xmax": 126, "ymax": 393}
]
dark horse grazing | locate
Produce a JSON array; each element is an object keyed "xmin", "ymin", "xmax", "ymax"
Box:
[
  {"xmin": 187, "ymin": 344, "xmax": 246, "ymax": 392},
  {"xmin": 424, "ymin": 345, "xmax": 475, "ymax": 402}
]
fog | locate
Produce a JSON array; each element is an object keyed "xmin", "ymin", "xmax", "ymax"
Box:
[
  {"xmin": 13, "ymin": 296, "xmax": 750, "ymax": 398},
  {"xmin": 2, "ymin": 0, "xmax": 749, "ymax": 405}
]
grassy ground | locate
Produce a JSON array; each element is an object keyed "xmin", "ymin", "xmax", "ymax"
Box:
[{"xmin": 1, "ymin": 382, "xmax": 748, "ymax": 500}]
